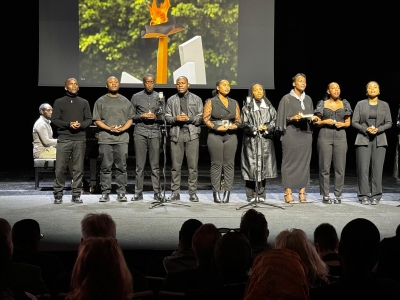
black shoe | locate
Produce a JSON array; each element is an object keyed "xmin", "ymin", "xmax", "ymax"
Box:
[
  {"xmin": 189, "ymin": 194, "xmax": 199, "ymax": 202},
  {"xmin": 167, "ymin": 193, "xmax": 180, "ymax": 201},
  {"xmin": 99, "ymin": 193, "xmax": 110, "ymax": 202},
  {"xmin": 322, "ymin": 196, "xmax": 332, "ymax": 204},
  {"xmin": 370, "ymin": 198, "xmax": 379, "ymax": 205},
  {"xmin": 333, "ymin": 197, "xmax": 341, "ymax": 204},
  {"xmin": 222, "ymin": 191, "xmax": 230, "ymax": 203},
  {"xmin": 72, "ymin": 195, "xmax": 83, "ymax": 203},
  {"xmin": 213, "ymin": 192, "xmax": 221, "ymax": 203},
  {"xmin": 361, "ymin": 197, "xmax": 369, "ymax": 205},
  {"xmin": 131, "ymin": 193, "xmax": 143, "ymax": 201},
  {"xmin": 116, "ymin": 193, "xmax": 127, "ymax": 202},
  {"xmin": 154, "ymin": 193, "xmax": 164, "ymax": 201},
  {"xmin": 54, "ymin": 195, "xmax": 63, "ymax": 204}
]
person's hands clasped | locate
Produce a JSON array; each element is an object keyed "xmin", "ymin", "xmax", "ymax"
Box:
[
  {"xmin": 310, "ymin": 115, "xmax": 320, "ymax": 122},
  {"xmin": 367, "ymin": 126, "xmax": 378, "ymax": 135},
  {"xmin": 110, "ymin": 125, "xmax": 122, "ymax": 133},
  {"xmin": 141, "ymin": 112, "xmax": 156, "ymax": 120},
  {"xmin": 258, "ymin": 125, "xmax": 267, "ymax": 131},
  {"xmin": 176, "ymin": 113, "xmax": 189, "ymax": 122},
  {"xmin": 70, "ymin": 121, "xmax": 81, "ymax": 129},
  {"xmin": 290, "ymin": 114, "xmax": 302, "ymax": 122}
]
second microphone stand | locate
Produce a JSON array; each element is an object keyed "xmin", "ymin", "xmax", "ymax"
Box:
[
  {"xmin": 237, "ymin": 98, "xmax": 285, "ymax": 210},
  {"xmin": 149, "ymin": 93, "xmax": 190, "ymax": 209}
]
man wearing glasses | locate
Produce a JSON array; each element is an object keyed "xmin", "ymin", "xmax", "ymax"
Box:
[{"xmin": 130, "ymin": 74, "xmax": 163, "ymax": 201}]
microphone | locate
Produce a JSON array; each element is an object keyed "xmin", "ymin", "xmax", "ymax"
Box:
[
  {"xmin": 157, "ymin": 92, "xmax": 164, "ymax": 114},
  {"xmin": 245, "ymin": 97, "xmax": 257, "ymax": 135},
  {"xmin": 246, "ymin": 96, "xmax": 252, "ymax": 108}
]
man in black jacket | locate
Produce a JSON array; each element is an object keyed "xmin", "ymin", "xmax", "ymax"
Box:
[{"xmin": 165, "ymin": 76, "xmax": 203, "ymax": 202}]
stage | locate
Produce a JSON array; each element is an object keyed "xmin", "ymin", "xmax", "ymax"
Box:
[{"xmin": 1, "ymin": 164, "xmax": 399, "ymax": 255}]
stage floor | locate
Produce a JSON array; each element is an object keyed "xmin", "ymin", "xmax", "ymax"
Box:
[{"xmin": 1, "ymin": 165, "xmax": 399, "ymax": 254}]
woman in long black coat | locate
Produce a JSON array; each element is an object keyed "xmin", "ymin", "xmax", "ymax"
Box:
[{"xmin": 240, "ymin": 83, "xmax": 278, "ymax": 202}]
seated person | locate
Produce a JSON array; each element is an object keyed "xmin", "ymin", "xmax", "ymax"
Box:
[
  {"xmin": 313, "ymin": 223, "xmax": 342, "ymax": 279},
  {"xmin": 32, "ymin": 103, "xmax": 57, "ymax": 159},
  {"xmin": 11, "ymin": 219, "xmax": 66, "ymax": 295},
  {"xmin": 0, "ymin": 218, "xmax": 49, "ymax": 296}
]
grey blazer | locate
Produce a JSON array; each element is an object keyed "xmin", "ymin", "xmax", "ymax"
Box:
[{"xmin": 352, "ymin": 99, "xmax": 392, "ymax": 146}]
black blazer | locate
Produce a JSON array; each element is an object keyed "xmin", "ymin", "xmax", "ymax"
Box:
[{"xmin": 352, "ymin": 99, "xmax": 392, "ymax": 147}]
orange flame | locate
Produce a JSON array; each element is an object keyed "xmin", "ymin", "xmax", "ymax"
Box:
[{"xmin": 148, "ymin": 0, "xmax": 171, "ymax": 26}]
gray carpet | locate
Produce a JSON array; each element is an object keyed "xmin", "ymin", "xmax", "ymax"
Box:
[{"xmin": 1, "ymin": 181, "xmax": 399, "ymax": 252}]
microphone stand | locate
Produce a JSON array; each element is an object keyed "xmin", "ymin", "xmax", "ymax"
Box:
[
  {"xmin": 237, "ymin": 98, "xmax": 285, "ymax": 210},
  {"xmin": 149, "ymin": 93, "xmax": 190, "ymax": 209}
]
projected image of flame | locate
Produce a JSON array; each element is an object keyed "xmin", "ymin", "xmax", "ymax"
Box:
[{"xmin": 148, "ymin": 0, "xmax": 171, "ymax": 26}]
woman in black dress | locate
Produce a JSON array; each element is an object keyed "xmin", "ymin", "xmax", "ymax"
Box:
[
  {"xmin": 203, "ymin": 79, "xmax": 241, "ymax": 203},
  {"xmin": 276, "ymin": 73, "xmax": 319, "ymax": 203},
  {"xmin": 352, "ymin": 81, "xmax": 392, "ymax": 205},
  {"xmin": 240, "ymin": 83, "xmax": 278, "ymax": 202},
  {"xmin": 314, "ymin": 82, "xmax": 352, "ymax": 204}
]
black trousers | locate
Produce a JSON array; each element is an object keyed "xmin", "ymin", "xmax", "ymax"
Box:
[
  {"xmin": 356, "ymin": 139, "xmax": 386, "ymax": 200},
  {"xmin": 53, "ymin": 140, "xmax": 86, "ymax": 197},
  {"xmin": 170, "ymin": 129, "xmax": 199, "ymax": 195},
  {"xmin": 207, "ymin": 132, "xmax": 238, "ymax": 192},
  {"xmin": 245, "ymin": 180, "xmax": 266, "ymax": 201},
  {"xmin": 133, "ymin": 134, "xmax": 161, "ymax": 194},
  {"xmin": 317, "ymin": 128, "xmax": 348, "ymax": 197},
  {"xmin": 99, "ymin": 143, "xmax": 128, "ymax": 194}
]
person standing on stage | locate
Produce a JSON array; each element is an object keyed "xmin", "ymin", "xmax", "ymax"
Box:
[
  {"xmin": 240, "ymin": 83, "xmax": 278, "ymax": 202},
  {"xmin": 130, "ymin": 73, "xmax": 163, "ymax": 201},
  {"xmin": 352, "ymin": 81, "xmax": 392, "ymax": 205},
  {"xmin": 203, "ymin": 79, "xmax": 241, "ymax": 204},
  {"xmin": 51, "ymin": 78, "xmax": 92, "ymax": 204},
  {"xmin": 33, "ymin": 103, "xmax": 57, "ymax": 159},
  {"xmin": 393, "ymin": 104, "xmax": 400, "ymax": 179},
  {"xmin": 276, "ymin": 73, "xmax": 319, "ymax": 204},
  {"xmin": 164, "ymin": 76, "xmax": 203, "ymax": 202},
  {"xmin": 314, "ymin": 82, "xmax": 352, "ymax": 204},
  {"xmin": 92, "ymin": 76, "xmax": 134, "ymax": 203}
]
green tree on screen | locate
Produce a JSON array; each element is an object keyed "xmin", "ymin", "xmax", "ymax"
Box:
[{"xmin": 79, "ymin": 0, "xmax": 238, "ymax": 85}]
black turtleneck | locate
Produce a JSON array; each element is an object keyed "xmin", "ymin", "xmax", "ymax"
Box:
[{"xmin": 51, "ymin": 92, "xmax": 92, "ymax": 141}]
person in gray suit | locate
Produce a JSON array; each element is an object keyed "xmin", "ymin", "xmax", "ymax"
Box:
[{"xmin": 352, "ymin": 81, "xmax": 392, "ymax": 205}]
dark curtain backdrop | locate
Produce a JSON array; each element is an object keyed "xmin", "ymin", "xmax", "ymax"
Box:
[{"xmin": 6, "ymin": 0, "xmax": 399, "ymax": 173}]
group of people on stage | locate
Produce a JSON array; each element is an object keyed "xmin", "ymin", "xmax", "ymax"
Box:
[{"xmin": 32, "ymin": 73, "xmax": 394, "ymax": 205}]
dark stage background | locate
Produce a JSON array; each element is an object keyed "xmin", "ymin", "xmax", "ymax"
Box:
[{"xmin": 7, "ymin": 0, "xmax": 399, "ymax": 173}]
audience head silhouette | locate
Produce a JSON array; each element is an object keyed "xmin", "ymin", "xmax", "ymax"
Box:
[
  {"xmin": 244, "ymin": 248, "xmax": 309, "ymax": 300},
  {"xmin": 0, "ymin": 218, "xmax": 13, "ymax": 267},
  {"xmin": 214, "ymin": 231, "xmax": 252, "ymax": 283},
  {"xmin": 239, "ymin": 209, "xmax": 270, "ymax": 257},
  {"xmin": 12, "ymin": 219, "xmax": 43, "ymax": 252},
  {"xmin": 179, "ymin": 218, "xmax": 203, "ymax": 251},
  {"xmin": 192, "ymin": 223, "xmax": 221, "ymax": 265},
  {"xmin": 81, "ymin": 212, "xmax": 116, "ymax": 240},
  {"xmin": 313, "ymin": 223, "xmax": 339, "ymax": 255},
  {"xmin": 339, "ymin": 218, "xmax": 380, "ymax": 271},
  {"xmin": 275, "ymin": 228, "xmax": 328, "ymax": 287},
  {"xmin": 68, "ymin": 237, "xmax": 133, "ymax": 300}
]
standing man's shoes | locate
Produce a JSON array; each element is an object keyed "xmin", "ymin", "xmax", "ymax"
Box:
[
  {"xmin": 131, "ymin": 193, "xmax": 143, "ymax": 201},
  {"xmin": 213, "ymin": 192, "xmax": 221, "ymax": 203},
  {"xmin": 333, "ymin": 197, "xmax": 341, "ymax": 204},
  {"xmin": 167, "ymin": 193, "xmax": 180, "ymax": 201},
  {"xmin": 222, "ymin": 191, "xmax": 230, "ymax": 203},
  {"xmin": 72, "ymin": 195, "xmax": 83, "ymax": 203},
  {"xmin": 189, "ymin": 194, "xmax": 199, "ymax": 202},
  {"xmin": 361, "ymin": 197, "xmax": 369, "ymax": 205},
  {"xmin": 54, "ymin": 195, "xmax": 63, "ymax": 204},
  {"xmin": 116, "ymin": 193, "xmax": 127, "ymax": 202},
  {"xmin": 99, "ymin": 193, "xmax": 110, "ymax": 202},
  {"xmin": 154, "ymin": 193, "xmax": 164, "ymax": 201},
  {"xmin": 322, "ymin": 196, "xmax": 332, "ymax": 204},
  {"xmin": 370, "ymin": 198, "xmax": 379, "ymax": 205}
]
